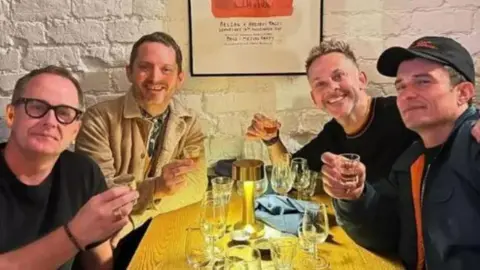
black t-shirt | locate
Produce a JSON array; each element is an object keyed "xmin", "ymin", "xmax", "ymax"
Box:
[
  {"xmin": 0, "ymin": 143, "xmax": 108, "ymax": 270},
  {"xmin": 293, "ymin": 96, "xmax": 418, "ymax": 183},
  {"xmin": 421, "ymin": 144, "xmax": 443, "ymax": 180}
]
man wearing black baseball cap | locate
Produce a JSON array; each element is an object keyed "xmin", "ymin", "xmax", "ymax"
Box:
[
  {"xmin": 377, "ymin": 36, "xmax": 475, "ymax": 85},
  {"xmin": 321, "ymin": 36, "xmax": 480, "ymax": 270}
]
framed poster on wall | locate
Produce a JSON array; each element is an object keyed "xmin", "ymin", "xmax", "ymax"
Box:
[{"xmin": 188, "ymin": 0, "xmax": 324, "ymax": 76}]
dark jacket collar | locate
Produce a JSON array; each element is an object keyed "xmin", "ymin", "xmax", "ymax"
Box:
[{"xmin": 392, "ymin": 106, "xmax": 478, "ymax": 171}]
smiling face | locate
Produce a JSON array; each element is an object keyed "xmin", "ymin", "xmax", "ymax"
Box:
[
  {"xmin": 307, "ymin": 52, "xmax": 367, "ymax": 120},
  {"xmin": 126, "ymin": 41, "xmax": 185, "ymax": 110},
  {"xmin": 395, "ymin": 58, "xmax": 472, "ymax": 131},
  {"xmin": 6, "ymin": 73, "xmax": 82, "ymax": 156}
]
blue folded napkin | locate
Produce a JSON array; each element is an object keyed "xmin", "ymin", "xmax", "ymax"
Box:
[{"xmin": 255, "ymin": 194, "xmax": 317, "ymax": 235}]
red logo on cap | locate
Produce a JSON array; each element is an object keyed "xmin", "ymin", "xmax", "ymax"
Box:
[{"xmin": 412, "ymin": 40, "xmax": 437, "ymax": 49}]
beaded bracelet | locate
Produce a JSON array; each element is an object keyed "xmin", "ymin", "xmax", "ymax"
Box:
[{"xmin": 64, "ymin": 223, "xmax": 85, "ymax": 251}]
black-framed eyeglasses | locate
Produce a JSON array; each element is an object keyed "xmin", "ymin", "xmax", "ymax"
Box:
[{"xmin": 13, "ymin": 98, "xmax": 83, "ymax": 125}]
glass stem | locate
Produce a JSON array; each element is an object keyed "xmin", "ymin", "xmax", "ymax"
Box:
[{"xmin": 210, "ymin": 238, "xmax": 215, "ymax": 259}]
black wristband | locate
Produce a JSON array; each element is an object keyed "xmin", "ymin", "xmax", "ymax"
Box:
[
  {"xmin": 64, "ymin": 223, "xmax": 85, "ymax": 251},
  {"xmin": 262, "ymin": 133, "xmax": 280, "ymax": 146}
]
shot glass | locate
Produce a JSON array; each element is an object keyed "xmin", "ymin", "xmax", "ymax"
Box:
[{"xmin": 183, "ymin": 145, "xmax": 202, "ymax": 162}]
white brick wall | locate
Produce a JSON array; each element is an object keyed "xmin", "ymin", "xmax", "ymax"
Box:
[{"xmin": 0, "ymin": 0, "xmax": 479, "ymax": 164}]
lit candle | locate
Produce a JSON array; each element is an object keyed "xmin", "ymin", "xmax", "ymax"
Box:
[{"xmin": 243, "ymin": 180, "xmax": 255, "ymax": 225}]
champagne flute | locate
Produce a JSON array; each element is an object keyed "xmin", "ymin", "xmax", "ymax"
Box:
[
  {"xmin": 200, "ymin": 192, "xmax": 227, "ymax": 261},
  {"xmin": 185, "ymin": 227, "xmax": 211, "ymax": 269},
  {"xmin": 211, "ymin": 176, "xmax": 234, "ymax": 205},
  {"xmin": 211, "ymin": 177, "xmax": 234, "ymax": 232}
]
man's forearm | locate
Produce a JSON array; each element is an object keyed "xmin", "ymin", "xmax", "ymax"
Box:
[
  {"xmin": 0, "ymin": 226, "xmax": 78, "ymax": 270},
  {"xmin": 267, "ymin": 140, "xmax": 289, "ymax": 165},
  {"xmin": 333, "ymin": 184, "xmax": 399, "ymax": 253}
]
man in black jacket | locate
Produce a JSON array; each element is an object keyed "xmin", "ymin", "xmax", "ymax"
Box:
[{"xmin": 321, "ymin": 36, "xmax": 480, "ymax": 270}]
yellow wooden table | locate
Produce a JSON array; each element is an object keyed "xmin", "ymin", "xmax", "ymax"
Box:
[{"xmin": 128, "ymin": 193, "xmax": 404, "ymax": 269}]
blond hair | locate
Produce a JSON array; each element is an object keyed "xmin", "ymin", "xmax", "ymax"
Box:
[{"xmin": 305, "ymin": 40, "xmax": 358, "ymax": 73}]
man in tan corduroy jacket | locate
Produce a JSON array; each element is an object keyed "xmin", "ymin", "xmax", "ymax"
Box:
[{"xmin": 75, "ymin": 32, "xmax": 208, "ymax": 242}]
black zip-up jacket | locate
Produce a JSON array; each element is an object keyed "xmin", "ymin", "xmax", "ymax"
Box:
[{"xmin": 333, "ymin": 107, "xmax": 480, "ymax": 270}]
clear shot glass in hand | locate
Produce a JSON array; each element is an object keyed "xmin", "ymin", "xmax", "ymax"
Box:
[
  {"xmin": 339, "ymin": 153, "xmax": 360, "ymax": 184},
  {"xmin": 111, "ymin": 174, "xmax": 137, "ymax": 204},
  {"xmin": 184, "ymin": 145, "xmax": 202, "ymax": 163}
]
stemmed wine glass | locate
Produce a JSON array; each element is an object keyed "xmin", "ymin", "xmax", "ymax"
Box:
[
  {"xmin": 291, "ymin": 157, "xmax": 310, "ymax": 198},
  {"xmin": 268, "ymin": 154, "xmax": 294, "ymax": 230},
  {"xmin": 200, "ymin": 191, "xmax": 227, "ymax": 263},
  {"xmin": 270, "ymin": 162, "xmax": 294, "ymax": 196},
  {"xmin": 302, "ymin": 203, "xmax": 329, "ymax": 263}
]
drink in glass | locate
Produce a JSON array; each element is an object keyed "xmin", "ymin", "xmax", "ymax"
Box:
[
  {"xmin": 111, "ymin": 174, "xmax": 137, "ymax": 204},
  {"xmin": 339, "ymin": 153, "xmax": 360, "ymax": 183},
  {"xmin": 183, "ymin": 145, "xmax": 201, "ymax": 162}
]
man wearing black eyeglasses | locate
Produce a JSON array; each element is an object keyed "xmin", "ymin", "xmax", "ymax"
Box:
[{"xmin": 0, "ymin": 66, "xmax": 138, "ymax": 270}]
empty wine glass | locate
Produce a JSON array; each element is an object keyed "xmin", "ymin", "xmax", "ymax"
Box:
[
  {"xmin": 185, "ymin": 227, "xmax": 211, "ymax": 269},
  {"xmin": 291, "ymin": 157, "xmax": 310, "ymax": 192},
  {"xmin": 298, "ymin": 170, "xmax": 318, "ymax": 201},
  {"xmin": 302, "ymin": 203, "xmax": 329, "ymax": 261},
  {"xmin": 270, "ymin": 163, "xmax": 293, "ymax": 196}
]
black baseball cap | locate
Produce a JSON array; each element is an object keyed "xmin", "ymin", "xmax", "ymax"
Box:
[{"xmin": 377, "ymin": 36, "xmax": 475, "ymax": 84}]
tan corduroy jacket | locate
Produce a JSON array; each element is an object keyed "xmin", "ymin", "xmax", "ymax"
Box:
[{"xmin": 75, "ymin": 89, "xmax": 208, "ymax": 238}]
